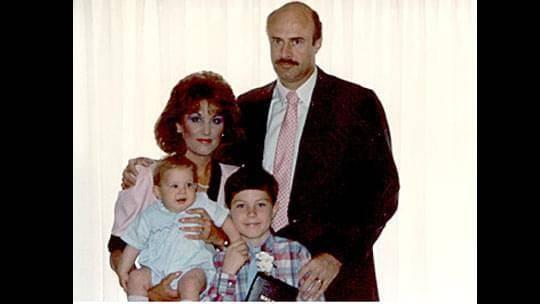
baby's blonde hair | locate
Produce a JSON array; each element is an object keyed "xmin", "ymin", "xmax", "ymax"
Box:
[{"xmin": 153, "ymin": 155, "xmax": 197, "ymax": 186}]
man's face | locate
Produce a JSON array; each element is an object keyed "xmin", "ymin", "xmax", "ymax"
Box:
[{"xmin": 267, "ymin": 5, "xmax": 321, "ymax": 90}]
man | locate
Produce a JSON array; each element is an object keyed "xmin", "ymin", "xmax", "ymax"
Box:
[
  {"xmin": 119, "ymin": 1, "xmax": 399, "ymax": 301},
  {"xmin": 233, "ymin": 2, "xmax": 399, "ymax": 300}
]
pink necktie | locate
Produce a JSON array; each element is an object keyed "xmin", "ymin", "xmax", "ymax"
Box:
[{"xmin": 272, "ymin": 91, "xmax": 299, "ymax": 232}]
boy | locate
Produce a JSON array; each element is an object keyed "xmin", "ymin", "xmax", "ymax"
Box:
[
  {"xmin": 115, "ymin": 155, "xmax": 239, "ymax": 301},
  {"xmin": 205, "ymin": 166, "xmax": 324, "ymax": 301}
]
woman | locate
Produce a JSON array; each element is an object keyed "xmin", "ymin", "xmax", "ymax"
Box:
[{"xmin": 108, "ymin": 71, "xmax": 242, "ymax": 301}]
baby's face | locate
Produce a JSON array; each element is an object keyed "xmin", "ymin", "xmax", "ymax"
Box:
[{"xmin": 154, "ymin": 167, "xmax": 197, "ymax": 213}]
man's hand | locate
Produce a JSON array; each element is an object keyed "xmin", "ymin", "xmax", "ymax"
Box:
[
  {"xmin": 147, "ymin": 272, "xmax": 182, "ymax": 301},
  {"xmin": 121, "ymin": 157, "xmax": 155, "ymax": 189},
  {"xmin": 298, "ymin": 253, "xmax": 342, "ymax": 301}
]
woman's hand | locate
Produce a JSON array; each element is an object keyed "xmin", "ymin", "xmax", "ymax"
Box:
[
  {"xmin": 297, "ymin": 253, "xmax": 342, "ymax": 301},
  {"xmin": 180, "ymin": 208, "xmax": 228, "ymax": 248},
  {"xmin": 222, "ymin": 240, "xmax": 249, "ymax": 275},
  {"xmin": 109, "ymin": 249, "xmax": 123, "ymax": 271},
  {"xmin": 147, "ymin": 272, "xmax": 183, "ymax": 301},
  {"xmin": 121, "ymin": 157, "xmax": 155, "ymax": 189}
]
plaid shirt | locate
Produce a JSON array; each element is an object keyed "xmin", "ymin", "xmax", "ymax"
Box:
[{"xmin": 204, "ymin": 234, "xmax": 323, "ymax": 301}]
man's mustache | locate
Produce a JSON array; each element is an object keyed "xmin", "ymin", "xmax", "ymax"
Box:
[{"xmin": 275, "ymin": 59, "xmax": 299, "ymax": 66}]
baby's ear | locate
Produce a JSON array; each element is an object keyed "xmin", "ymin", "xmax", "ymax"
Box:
[{"xmin": 153, "ymin": 185, "xmax": 162, "ymax": 199}]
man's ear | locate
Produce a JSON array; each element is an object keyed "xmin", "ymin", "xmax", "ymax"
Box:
[
  {"xmin": 313, "ymin": 37, "xmax": 322, "ymax": 53},
  {"xmin": 153, "ymin": 185, "xmax": 162, "ymax": 199}
]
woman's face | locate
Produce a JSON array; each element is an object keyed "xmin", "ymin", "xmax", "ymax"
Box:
[{"xmin": 176, "ymin": 99, "xmax": 225, "ymax": 158}]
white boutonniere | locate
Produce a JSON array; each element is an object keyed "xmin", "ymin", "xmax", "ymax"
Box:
[{"xmin": 255, "ymin": 251, "xmax": 275, "ymax": 274}]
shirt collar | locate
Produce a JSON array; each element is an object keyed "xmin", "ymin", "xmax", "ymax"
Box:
[
  {"xmin": 276, "ymin": 67, "xmax": 318, "ymax": 106},
  {"xmin": 260, "ymin": 233, "xmax": 275, "ymax": 253},
  {"xmin": 246, "ymin": 233, "xmax": 275, "ymax": 255},
  {"xmin": 157, "ymin": 200, "xmax": 178, "ymax": 214}
]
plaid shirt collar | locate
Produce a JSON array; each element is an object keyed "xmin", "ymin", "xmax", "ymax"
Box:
[{"xmin": 259, "ymin": 233, "xmax": 275, "ymax": 254}]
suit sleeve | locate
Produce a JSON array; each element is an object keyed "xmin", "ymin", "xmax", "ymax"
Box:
[{"xmin": 314, "ymin": 89, "xmax": 400, "ymax": 264}]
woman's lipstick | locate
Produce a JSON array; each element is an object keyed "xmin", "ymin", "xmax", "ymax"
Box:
[{"xmin": 196, "ymin": 138, "xmax": 212, "ymax": 144}]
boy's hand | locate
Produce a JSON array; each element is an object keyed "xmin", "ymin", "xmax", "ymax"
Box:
[{"xmin": 222, "ymin": 240, "xmax": 249, "ymax": 275}]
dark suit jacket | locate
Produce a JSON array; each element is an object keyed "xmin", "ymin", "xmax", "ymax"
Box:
[{"xmin": 233, "ymin": 67, "xmax": 400, "ymax": 301}]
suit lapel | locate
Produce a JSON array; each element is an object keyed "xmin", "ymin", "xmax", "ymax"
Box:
[
  {"xmin": 243, "ymin": 82, "xmax": 275, "ymax": 165},
  {"xmin": 290, "ymin": 68, "xmax": 334, "ymax": 202}
]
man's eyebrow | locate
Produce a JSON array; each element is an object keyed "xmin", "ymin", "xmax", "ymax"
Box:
[
  {"xmin": 287, "ymin": 36, "xmax": 305, "ymax": 42},
  {"xmin": 270, "ymin": 36, "xmax": 305, "ymax": 42}
]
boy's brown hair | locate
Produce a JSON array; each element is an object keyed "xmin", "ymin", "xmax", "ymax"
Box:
[{"xmin": 224, "ymin": 165, "xmax": 278, "ymax": 208}]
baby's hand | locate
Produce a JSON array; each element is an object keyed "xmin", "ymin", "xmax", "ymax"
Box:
[{"xmin": 117, "ymin": 271, "xmax": 129, "ymax": 291}]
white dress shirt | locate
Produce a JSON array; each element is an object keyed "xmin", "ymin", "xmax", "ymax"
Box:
[{"xmin": 262, "ymin": 68, "xmax": 318, "ymax": 189}]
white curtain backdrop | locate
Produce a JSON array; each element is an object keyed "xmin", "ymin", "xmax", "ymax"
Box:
[{"xmin": 73, "ymin": 0, "xmax": 477, "ymax": 302}]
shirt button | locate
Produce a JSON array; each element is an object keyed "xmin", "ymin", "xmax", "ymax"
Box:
[{"xmin": 227, "ymin": 281, "xmax": 233, "ymax": 287}]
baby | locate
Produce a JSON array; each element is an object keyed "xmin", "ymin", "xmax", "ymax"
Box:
[{"xmin": 115, "ymin": 155, "xmax": 239, "ymax": 301}]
